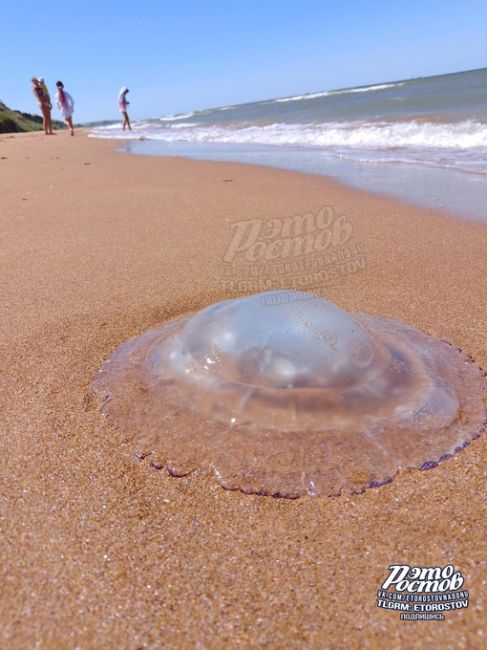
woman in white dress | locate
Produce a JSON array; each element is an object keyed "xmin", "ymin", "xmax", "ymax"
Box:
[{"xmin": 56, "ymin": 81, "xmax": 75, "ymax": 136}]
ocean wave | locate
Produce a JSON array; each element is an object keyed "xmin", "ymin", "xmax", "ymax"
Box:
[
  {"xmin": 92, "ymin": 119, "xmax": 487, "ymax": 149},
  {"xmin": 340, "ymin": 82, "xmax": 406, "ymax": 94},
  {"xmin": 274, "ymin": 82, "xmax": 406, "ymax": 103},
  {"xmin": 275, "ymin": 91, "xmax": 331, "ymax": 103},
  {"xmin": 159, "ymin": 112, "xmax": 195, "ymax": 122},
  {"xmin": 169, "ymin": 122, "xmax": 199, "ymax": 129},
  {"xmin": 94, "ymin": 121, "xmax": 124, "ymax": 130}
]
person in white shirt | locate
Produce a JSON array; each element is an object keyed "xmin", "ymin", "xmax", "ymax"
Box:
[{"xmin": 56, "ymin": 81, "xmax": 75, "ymax": 136}]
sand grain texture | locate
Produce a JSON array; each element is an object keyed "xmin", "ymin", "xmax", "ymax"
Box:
[{"xmin": 0, "ymin": 133, "xmax": 486, "ymax": 649}]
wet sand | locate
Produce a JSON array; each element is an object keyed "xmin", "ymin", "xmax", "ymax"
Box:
[{"xmin": 0, "ymin": 132, "xmax": 486, "ymax": 648}]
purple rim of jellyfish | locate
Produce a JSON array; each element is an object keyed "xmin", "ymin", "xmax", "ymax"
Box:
[{"xmin": 94, "ymin": 290, "xmax": 487, "ymax": 498}]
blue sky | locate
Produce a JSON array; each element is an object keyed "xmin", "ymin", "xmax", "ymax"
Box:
[{"xmin": 1, "ymin": 0, "xmax": 486, "ymax": 123}]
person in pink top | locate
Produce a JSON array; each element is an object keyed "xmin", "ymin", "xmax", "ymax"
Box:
[{"xmin": 118, "ymin": 87, "xmax": 132, "ymax": 131}]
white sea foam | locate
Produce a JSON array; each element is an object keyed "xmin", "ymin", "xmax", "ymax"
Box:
[
  {"xmin": 90, "ymin": 117, "xmax": 487, "ymax": 175},
  {"xmin": 92, "ymin": 119, "xmax": 487, "ymax": 149}
]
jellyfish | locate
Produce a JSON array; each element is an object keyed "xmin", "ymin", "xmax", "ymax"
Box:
[{"xmin": 94, "ymin": 290, "xmax": 486, "ymax": 497}]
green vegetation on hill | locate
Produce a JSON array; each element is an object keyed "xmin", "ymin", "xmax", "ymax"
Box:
[{"xmin": 0, "ymin": 101, "xmax": 64, "ymax": 133}]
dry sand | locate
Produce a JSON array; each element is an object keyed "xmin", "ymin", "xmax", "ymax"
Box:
[{"xmin": 0, "ymin": 131, "xmax": 486, "ymax": 649}]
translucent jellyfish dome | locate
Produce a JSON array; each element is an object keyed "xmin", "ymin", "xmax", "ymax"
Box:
[{"xmin": 94, "ymin": 291, "xmax": 486, "ymax": 497}]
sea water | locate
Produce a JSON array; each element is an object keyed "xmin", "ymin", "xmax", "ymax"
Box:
[{"xmin": 91, "ymin": 68, "xmax": 487, "ymax": 222}]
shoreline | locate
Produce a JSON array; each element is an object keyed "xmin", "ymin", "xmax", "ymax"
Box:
[
  {"xmin": 6, "ymin": 128, "xmax": 487, "ymax": 224},
  {"xmin": 1, "ymin": 132, "xmax": 486, "ymax": 647},
  {"xmin": 103, "ymin": 136, "xmax": 487, "ymax": 224}
]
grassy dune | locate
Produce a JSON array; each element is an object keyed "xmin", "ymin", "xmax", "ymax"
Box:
[{"xmin": 0, "ymin": 101, "xmax": 64, "ymax": 133}]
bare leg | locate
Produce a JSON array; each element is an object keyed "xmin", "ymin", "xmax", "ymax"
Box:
[
  {"xmin": 122, "ymin": 111, "xmax": 132, "ymax": 131},
  {"xmin": 40, "ymin": 104, "xmax": 48, "ymax": 134},
  {"xmin": 46, "ymin": 108, "xmax": 53, "ymax": 134},
  {"xmin": 66, "ymin": 116, "xmax": 74, "ymax": 135}
]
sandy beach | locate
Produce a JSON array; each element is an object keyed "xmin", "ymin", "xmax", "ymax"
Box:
[{"xmin": 1, "ymin": 132, "xmax": 486, "ymax": 648}]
